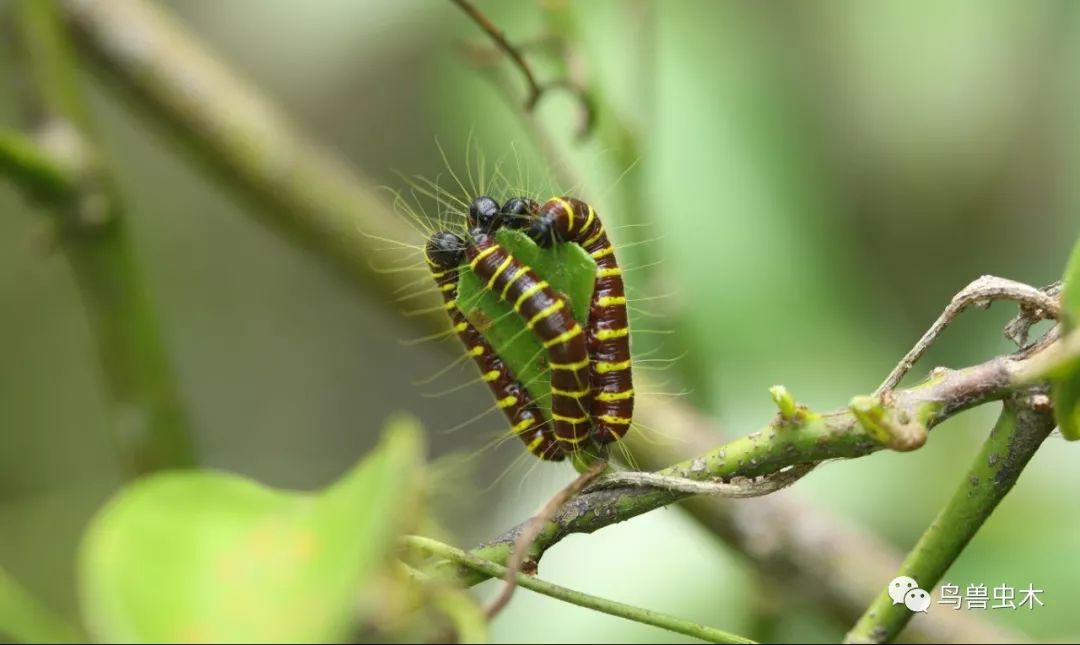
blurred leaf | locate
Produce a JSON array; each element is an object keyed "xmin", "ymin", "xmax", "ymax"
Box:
[
  {"xmin": 79, "ymin": 416, "xmax": 426, "ymax": 642},
  {"xmin": 1053, "ymin": 235, "xmax": 1080, "ymax": 440},
  {"xmin": 430, "ymin": 588, "xmax": 488, "ymax": 644},
  {"xmin": 458, "ymin": 228, "xmax": 594, "ymax": 411},
  {"xmin": 0, "ymin": 566, "xmax": 80, "ymax": 643}
]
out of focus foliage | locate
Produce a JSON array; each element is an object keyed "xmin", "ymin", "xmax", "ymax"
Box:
[{"xmin": 2, "ymin": 1, "xmax": 1079, "ymax": 643}]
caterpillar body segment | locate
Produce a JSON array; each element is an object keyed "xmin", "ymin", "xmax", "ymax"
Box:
[
  {"xmin": 528, "ymin": 197, "xmax": 634, "ymax": 444},
  {"xmin": 425, "ymin": 231, "xmax": 564, "ymax": 461},
  {"xmin": 466, "ymin": 198, "xmax": 593, "ymax": 450}
]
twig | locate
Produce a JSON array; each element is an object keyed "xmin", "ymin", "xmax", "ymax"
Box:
[
  {"xmin": 1005, "ymin": 281, "xmax": 1064, "ymax": 347},
  {"xmin": 12, "ymin": 0, "xmax": 195, "ymax": 474},
  {"xmin": 407, "ymin": 535, "xmax": 755, "ymax": 644},
  {"xmin": 449, "ymin": 0, "xmax": 541, "ymax": 109},
  {"xmin": 450, "ymin": 0, "xmax": 595, "ymax": 139},
  {"xmin": 875, "ymin": 275, "xmax": 1062, "ymax": 395},
  {"xmin": 485, "ymin": 459, "xmax": 607, "ymax": 620},
  {"xmin": 585, "ymin": 463, "xmax": 814, "ymax": 497},
  {"xmin": 844, "ymin": 392, "xmax": 1055, "ymax": 643}
]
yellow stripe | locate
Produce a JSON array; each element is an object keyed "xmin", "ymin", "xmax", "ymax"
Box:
[
  {"xmin": 551, "ymin": 385, "xmax": 590, "ymax": 398},
  {"xmin": 596, "ymin": 389, "xmax": 635, "ymax": 402},
  {"xmin": 496, "ymin": 395, "xmax": 517, "ymax": 409},
  {"xmin": 469, "ymin": 345, "xmax": 484, "ymax": 357},
  {"xmin": 468, "ymin": 244, "xmax": 498, "ymax": 270},
  {"xmin": 552, "ymin": 412, "xmax": 590, "ymax": 424},
  {"xmin": 526, "ymin": 300, "xmax": 564, "ymax": 329},
  {"xmin": 512, "ymin": 280, "xmax": 548, "ymax": 312},
  {"xmin": 482, "ymin": 369, "xmax": 500, "ymax": 382},
  {"xmin": 486, "ymin": 255, "xmax": 514, "ymax": 290},
  {"xmin": 431, "ymin": 269, "xmax": 450, "ymax": 279},
  {"xmin": 443, "ymin": 299, "xmax": 457, "ymax": 310},
  {"xmin": 439, "ymin": 282, "xmax": 456, "ymax": 292},
  {"xmin": 556, "ymin": 434, "xmax": 589, "ymax": 445},
  {"xmin": 542, "ymin": 323, "xmax": 582, "ymax": 348},
  {"xmin": 598, "ymin": 415, "xmax": 633, "ymax": 425},
  {"xmin": 550, "ymin": 357, "xmax": 591, "ymax": 371},
  {"xmin": 582, "ymin": 204, "xmax": 596, "ymax": 233},
  {"xmin": 512, "ymin": 418, "xmax": 535, "ymax": 434},
  {"xmin": 500, "ymin": 265, "xmax": 528, "ymax": 299},
  {"xmin": 557, "ymin": 198, "xmax": 575, "ymax": 232},
  {"xmin": 591, "ymin": 244, "xmax": 614, "ymax": 260},
  {"xmin": 583, "ymin": 226, "xmax": 606, "ymax": 247},
  {"xmin": 596, "ymin": 295, "xmax": 627, "ymax": 307},
  {"xmin": 594, "ymin": 327, "xmax": 629, "ymax": 341},
  {"xmin": 454, "ymin": 322, "xmax": 468, "ymax": 333},
  {"xmin": 597, "ymin": 266, "xmax": 622, "ymax": 279},
  {"xmin": 527, "ymin": 435, "xmax": 546, "ymax": 451},
  {"xmin": 595, "ymin": 359, "xmax": 631, "ymax": 373}
]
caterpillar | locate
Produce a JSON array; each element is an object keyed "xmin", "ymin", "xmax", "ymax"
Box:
[
  {"xmin": 424, "ymin": 229, "xmax": 564, "ymax": 461},
  {"xmin": 464, "ymin": 196, "xmax": 594, "ymax": 451},
  {"xmin": 526, "ymin": 196, "xmax": 634, "ymax": 444}
]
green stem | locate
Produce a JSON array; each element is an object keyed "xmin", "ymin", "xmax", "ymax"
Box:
[
  {"xmin": 0, "ymin": 129, "xmax": 76, "ymax": 200},
  {"xmin": 15, "ymin": 0, "xmax": 195, "ymax": 474},
  {"xmin": 405, "ymin": 535, "xmax": 755, "ymax": 645},
  {"xmin": 844, "ymin": 395, "xmax": 1055, "ymax": 644}
]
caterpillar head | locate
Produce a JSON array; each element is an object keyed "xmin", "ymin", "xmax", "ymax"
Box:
[
  {"xmin": 467, "ymin": 195, "xmax": 502, "ymax": 236},
  {"xmin": 500, "ymin": 197, "xmax": 539, "ymax": 230},
  {"xmin": 425, "ymin": 230, "xmax": 466, "ymax": 269}
]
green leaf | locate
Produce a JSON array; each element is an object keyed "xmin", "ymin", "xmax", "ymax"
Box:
[
  {"xmin": 1054, "ymin": 235, "xmax": 1080, "ymax": 440},
  {"xmin": 79, "ymin": 416, "xmax": 426, "ymax": 642},
  {"xmin": 457, "ymin": 228, "xmax": 596, "ymax": 411},
  {"xmin": 0, "ymin": 566, "xmax": 80, "ymax": 643}
]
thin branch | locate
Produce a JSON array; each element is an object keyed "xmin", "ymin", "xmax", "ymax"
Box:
[
  {"xmin": 406, "ymin": 535, "xmax": 755, "ymax": 644},
  {"xmin": 449, "ymin": 0, "xmax": 541, "ymax": 108},
  {"xmin": 585, "ymin": 463, "xmax": 813, "ymax": 497},
  {"xmin": 451, "ymin": 0, "xmax": 595, "ymax": 139},
  {"xmin": 876, "ymin": 275, "xmax": 1062, "ymax": 395},
  {"xmin": 844, "ymin": 392, "xmax": 1055, "ymax": 643},
  {"xmin": 485, "ymin": 459, "xmax": 607, "ymax": 620},
  {"xmin": 12, "ymin": 0, "xmax": 195, "ymax": 474}
]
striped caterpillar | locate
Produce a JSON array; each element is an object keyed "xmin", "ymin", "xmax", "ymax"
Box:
[
  {"xmin": 424, "ymin": 229, "xmax": 565, "ymax": 461},
  {"xmin": 525, "ymin": 197, "xmax": 634, "ymax": 445}
]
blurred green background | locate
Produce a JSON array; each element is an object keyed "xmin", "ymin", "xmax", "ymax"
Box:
[{"xmin": 2, "ymin": 0, "xmax": 1078, "ymax": 642}]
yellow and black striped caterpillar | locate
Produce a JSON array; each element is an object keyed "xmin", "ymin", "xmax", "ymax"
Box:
[
  {"xmin": 424, "ymin": 229, "xmax": 565, "ymax": 461},
  {"xmin": 525, "ymin": 197, "xmax": 634, "ymax": 445}
]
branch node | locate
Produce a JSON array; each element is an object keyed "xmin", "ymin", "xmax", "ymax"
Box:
[
  {"xmin": 768, "ymin": 384, "xmax": 808, "ymax": 428},
  {"xmin": 849, "ymin": 395, "xmax": 927, "ymax": 452}
]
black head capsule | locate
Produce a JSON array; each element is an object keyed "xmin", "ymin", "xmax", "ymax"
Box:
[
  {"xmin": 467, "ymin": 196, "xmax": 502, "ymax": 235},
  {"xmin": 527, "ymin": 209, "xmax": 558, "ymax": 248},
  {"xmin": 501, "ymin": 197, "xmax": 539, "ymax": 230},
  {"xmin": 425, "ymin": 231, "xmax": 466, "ymax": 270}
]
